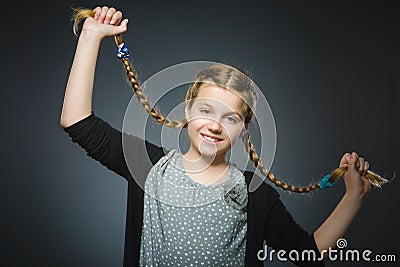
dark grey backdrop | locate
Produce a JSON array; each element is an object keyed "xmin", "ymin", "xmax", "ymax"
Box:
[{"xmin": 2, "ymin": 1, "xmax": 399, "ymax": 266}]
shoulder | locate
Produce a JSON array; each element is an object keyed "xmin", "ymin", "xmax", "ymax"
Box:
[{"xmin": 242, "ymin": 170, "xmax": 280, "ymax": 204}]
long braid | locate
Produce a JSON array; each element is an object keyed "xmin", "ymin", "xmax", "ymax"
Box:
[
  {"xmin": 116, "ymin": 29, "xmax": 388, "ymax": 191},
  {"xmin": 118, "ymin": 56, "xmax": 187, "ymax": 128},
  {"xmin": 242, "ymin": 132, "xmax": 388, "ymax": 192},
  {"xmin": 71, "ymin": 7, "xmax": 388, "ymax": 192},
  {"xmin": 71, "ymin": 7, "xmax": 187, "ymax": 129},
  {"xmin": 242, "ymin": 132, "xmax": 320, "ymax": 193}
]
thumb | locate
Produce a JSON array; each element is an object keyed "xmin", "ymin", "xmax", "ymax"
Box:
[
  {"xmin": 114, "ymin": 18, "xmax": 128, "ymax": 35},
  {"xmin": 347, "ymin": 152, "xmax": 359, "ymax": 173}
]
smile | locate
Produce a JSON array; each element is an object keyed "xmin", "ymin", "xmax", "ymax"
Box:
[{"xmin": 201, "ymin": 133, "xmax": 223, "ymax": 143}]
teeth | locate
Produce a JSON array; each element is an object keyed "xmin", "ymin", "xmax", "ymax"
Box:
[{"xmin": 203, "ymin": 135, "xmax": 218, "ymax": 142}]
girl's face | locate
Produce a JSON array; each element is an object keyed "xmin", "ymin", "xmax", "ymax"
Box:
[{"xmin": 185, "ymin": 84, "xmax": 247, "ymax": 160}]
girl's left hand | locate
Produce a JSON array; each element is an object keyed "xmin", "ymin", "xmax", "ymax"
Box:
[{"xmin": 339, "ymin": 152, "xmax": 371, "ymax": 200}]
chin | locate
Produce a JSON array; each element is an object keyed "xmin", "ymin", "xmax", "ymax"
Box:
[{"xmin": 200, "ymin": 146, "xmax": 229, "ymax": 160}]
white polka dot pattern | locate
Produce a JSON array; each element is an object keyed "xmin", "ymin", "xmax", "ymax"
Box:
[{"xmin": 139, "ymin": 150, "xmax": 248, "ymax": 266}]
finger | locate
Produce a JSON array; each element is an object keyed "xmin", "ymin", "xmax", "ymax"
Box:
[
  {"xmin": 347, "ymin": 152, "xmax": 358, "ymax": 171},
  {"xmin": 363, "ymin": 161, "xmax": 369, "ymax": 176},
  {"xmin": 93, "ymin": 7, "xmax": 102, "ymax": 20},
  {"xmin": 97, "ymin": 6, "xmax": 109, "ymax": 23},
  {"xmin": 340, "ymin": 152, "xmax": 351, "ymax": 167},
  {"xmin": 358, "ymin": 157, "xmax": 365, "ymax": 175},
  {"xmin": 110, "ymin": 11, "xmax": 122, "ymax": 25},
  {"xmin": 104, "ymin": 7, "xmax": 116, "ymax": 24}
]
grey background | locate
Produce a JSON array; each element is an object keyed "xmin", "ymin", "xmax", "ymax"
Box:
[{"xmin": 1, "ymin": 0, "xmax": 399, "ymax": 266}]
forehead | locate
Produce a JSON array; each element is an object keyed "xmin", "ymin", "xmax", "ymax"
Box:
[{"xmin": 193, "ymin": 85, "xmax": 245, "ymax": 113}]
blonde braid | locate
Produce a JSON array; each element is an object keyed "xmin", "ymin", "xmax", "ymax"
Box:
[
  {"xmin": 71, "ymin": 7, "xmax": 388, "ymax": 192},
  {"xmin": 242, "ymin": 132, "xmax": 388, "ymax": 192},
  {"xmin": 242, "ymin": 132, "xmax": 320, "ymax": 193},
  {"xmin": 117, "ymin": 56, "xmax": 187, "ymax": 128},
  {"xmin": 71, "ymin": 7, "xmax": 187, "ymax": 129}
]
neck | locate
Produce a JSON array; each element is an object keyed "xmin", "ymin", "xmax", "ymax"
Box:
[
  {"xmin": 183, "ymin": 147, "xmax": 228, "ymax": 173},
  {"xmin": 182, "ymin": 147, "xmax": 231, "ymax": 185}
]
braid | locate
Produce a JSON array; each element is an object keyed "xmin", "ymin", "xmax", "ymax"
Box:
[
  {"xmin": 242, "ymin": 132, "xmax": 388, "ymax": 192},
  {"xmin": 242, "ymin": 132, "xmax": 320, "ymax": 193},
  {"xmin": 118, "ymin": 57, "xmax": 187, "ymax": 128},
  {"xmin": 71, "ymin": 7, "xmax": 187, "ymax": 129},
  {"xmin": 115, "ymin": 35, "xmax": 388, "ymax": 192},
  {"xmin": 71, "ymin": 8, "xmax": 95, "ymax": 36},
  {"xmin": 71, "ymin": 7, "xmax": 388, "ymax": 192}
]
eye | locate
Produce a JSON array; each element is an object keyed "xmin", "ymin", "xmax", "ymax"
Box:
[
  {"xmin": 225, "ymin": 116, "xmax": 237, "ymax": 123},
  {"xmin": 200, "ymin": 109, "xmax": 211, "ymax": 115}
]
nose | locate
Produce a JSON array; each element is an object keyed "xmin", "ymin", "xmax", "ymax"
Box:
[{"xmin": 207, "ymin": 118, "xmax": 222, "ymax": 133}]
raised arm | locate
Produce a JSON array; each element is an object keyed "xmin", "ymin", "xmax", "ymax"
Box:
[
  {"xmin": 314, "ymin": 152, "xmax": 371, "ymax": 257},
  {"xmin": 60, "ymin": 6, "xmax": 128, "ymax": 128}
]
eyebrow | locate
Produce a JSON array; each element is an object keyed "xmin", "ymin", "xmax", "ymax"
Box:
[{"xmin": 197, "ymin": 102, "xmax": 243, "ymax": 117}]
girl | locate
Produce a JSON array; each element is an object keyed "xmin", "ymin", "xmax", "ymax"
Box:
[{"xmin": 60, "ymin": 6, "xmax": 386, "ymax": 267}]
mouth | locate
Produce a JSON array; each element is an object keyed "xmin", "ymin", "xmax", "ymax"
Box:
[{"xmin": 201, "ymin": 133, "xmax": 223, "ymax": 144}]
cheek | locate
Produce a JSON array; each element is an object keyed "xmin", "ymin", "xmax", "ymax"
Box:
[
  {"xmin": 223, "ymin": 124, "xmax": 244, "ymax": 141},
  {"xmin": 186, "ymin": 119, "xmax": 204, "ymax": 139}
]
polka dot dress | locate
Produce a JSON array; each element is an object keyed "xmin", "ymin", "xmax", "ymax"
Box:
[{"xmin": 139, "ymin": 150, "xmax": 248, "ymax": 266}]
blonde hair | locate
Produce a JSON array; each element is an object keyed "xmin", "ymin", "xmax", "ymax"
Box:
[{"xmin": 72, "ymin": 8, "xmax": 388, "ymax": 193}]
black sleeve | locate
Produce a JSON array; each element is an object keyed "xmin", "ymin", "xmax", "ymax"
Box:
[
  {"xmin": 62, "ymin": 112, "xmax": 165, "ymax": 184},
  {"xmin": 264, "ymin": 185, "xmax": 324, "ymax": 266}
]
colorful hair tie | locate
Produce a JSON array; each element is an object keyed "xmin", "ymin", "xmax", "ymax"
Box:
[
  {"xmin": 319, "ymin": 174, "xmax": 337, "ymax": 189},
  {"xmin": 116, "ymin": 43, "xmax": 129, "ymax": 59}
]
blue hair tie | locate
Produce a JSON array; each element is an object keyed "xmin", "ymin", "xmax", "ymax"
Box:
[
  {"xmin": 319, "ymin": 174, "xmax": 337, "ymax": 189},
  {"xmin": 116, "ymin": 43, "xmax": 129, "ymax": 59}
]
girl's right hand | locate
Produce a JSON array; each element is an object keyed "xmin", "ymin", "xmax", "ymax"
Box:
[{"xmin": 82, "ymin": 6, "xmax": 128, "ymax": 39}]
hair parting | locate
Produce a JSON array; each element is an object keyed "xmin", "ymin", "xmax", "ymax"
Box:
[{"xmin": 71, "ymin": 7, "xmax": 389, "ymax": 193}]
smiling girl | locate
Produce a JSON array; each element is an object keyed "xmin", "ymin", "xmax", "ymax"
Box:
[{"xmin": 60, "ymin": 6, "xmax": 387, "ymax": 267}]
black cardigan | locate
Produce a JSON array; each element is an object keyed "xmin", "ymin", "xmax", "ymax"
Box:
[{"xmin": 63, "ymin": 112, "xmax": 324, "ymax": 267}]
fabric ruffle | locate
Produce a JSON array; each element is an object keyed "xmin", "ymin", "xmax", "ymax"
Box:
[{"xmin": 224, "ymin": 183, "xmax": 248, "ymax": 212}]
